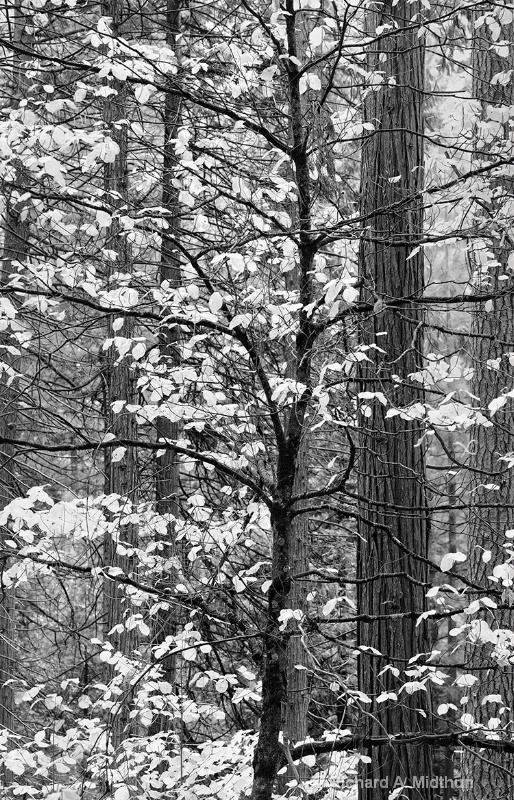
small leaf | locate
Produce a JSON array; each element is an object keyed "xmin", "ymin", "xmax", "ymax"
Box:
[
  {"xmin": 309, "ymin": 27, "xmax": 323, "ymax": 49},
  {"xmin": 132, "ymin": 342, "xmax": 146, "ymax": 360},
  {"xmin": 489, "ymin": 395, "xmax": 507, "ymax": 416},
  {"xmin": 322, "ymin": 597, "xmax": 340, "ymax": 616},
  {"xmin": 209, "ymin": 292, "xmax": 224, "ymax": 313},
  {"xmin": 455, "ymin": 674, "xmax": 478, "ymax": 687},
  {"xmin": 440, "ymin": 552, "xmax": 466, "ymax": 572},
  {"xmin": 111, "ymin": 447, "xmax": 126, "ymax": 463}
]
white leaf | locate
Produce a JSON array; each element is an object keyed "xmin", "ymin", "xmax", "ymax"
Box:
[
  {"xmin": 106, "ymin": 568, "xmax": 124, "ymax": 578},
  {"xmin": 322, "ymin": 597, "xmax": 340, "ymax": 616},
  {"xmin": 99, "ymin": 136, "xmax": 120, "ymax": 163},
  {"xmin": 178, "ymin": 190, "xmax": 195, "ymax": 208},
  {"xmin": 342, "ymin": 285, "xmax": 359, "ymax": 304},
  {"xmin": 439, "ymin": 551, "xmax": 466, "ymax": 572},
  {"xmin": 260, "ymin": 66, "xmax": 277, "ymax": 82},
  {"xmin": 114, "ymin": 787, "xmax": 130, "ymax": 800},
  {"xmin": 139, "ymin": 708, "xmax": 153, "ymax": 726},
  {"xmin": 62, "ymin": 790, "xmax": 81, "ymax": 800},
  {"xmin": 460, "ymin": 713, "xmax": 475, "ymax": 729},
  {"xmin": 325, "ymin": 278, "xmax": 344, "ymax": 305},
  {"xmin": 485, "ymin": 299, "xmax": 494, "ymax": 312},
  {"xmin": 96, "ymin": 209, "xmax": 112, "ymax": 228},
  {"xmin": 45, "ymin": 99, "xmax": 65, "ymax": 114},
  {"xmin": 42, "ymin": 157, "xmax": 66, "ymax": 186},
  {"xmin": 376, "ymin": 691, "xmax": 397, "ymax": 703},
  {"xmin": 216, "ymin": 678, "xmax": 229, "ymax": 693},
  {"xmin": 456, "ymin": 674, "xmax": 478, "ymax": 687},
  {"xmin": 209, "ymin": 292, "xmax": 224, "ymax": 313},
  {"xmin": 308, "ymin": 73, "xmax": 322, "ymax": 91},
  {"xmin": 389, "ymin": 787, "xmax": 407, "ymax": 800},
  {"xmin": 482, "ymin": 694, "xmax": 502, "ymax": 705},
  {"xmin": 44, "ymin": 694, "xmax": 62, "ymax": 710},
  {"xmin": 309, "ymin": 26, "xmax": 323, "ymax": 49},
  {"xmin": 232, "ymin": 576, "xmax": 246, "ymax": 593},
  {"xmin": 301, "ymin": 755, "xmax": 316, "ymax": 767},
  {"xmin": 111, "ymin": 447, "xmax": 126, "ymax": 463},
  {"xmin": 489, "ymin": 395, "xmax": 507, "ymax": 416},
  {"xmin": 182, "ymin": 646, "xmax": 197, "ymax": 661},
  {"xmin": 134, "ymin": 84, "xmax": 153, "ymax": 104},
  {"xmin": 132, "ymin": 342, "xmax": 146, "ymax": 360}
]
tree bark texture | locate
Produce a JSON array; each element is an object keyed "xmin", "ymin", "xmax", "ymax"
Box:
[
  {"xmin": 0, "ymin": 0, "xmax": 31, "ymax": 736},
  {"xmin": 460, "ymin": 9, "xmax": 514, "ymax": 798},
  {"xmin": 356, "ymin": 2, "xmax": 432, "ymax": 798},
  {"xmin": 101, "ymin": 0, "xmax": 139, "ymax": 742}
]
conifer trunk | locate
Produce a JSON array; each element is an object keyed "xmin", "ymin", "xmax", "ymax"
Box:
[
  {"xmin": 101, "ymin": 0, "xmax": 139, "ymax": 742},
  {"xmin": 356, "ymin": 2, "xmax": 432, "ymax": 798},
  {"xmin": 459, "ymin": 9, "xmax": 514, "ymax": 797},
  {"xmin": 0, "ymin": 0, "xmax": 30, "ymax": 735}
]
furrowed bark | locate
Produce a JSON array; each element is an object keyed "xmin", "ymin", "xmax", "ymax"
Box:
[
  {"xmin": 356, "ymin": 2, "xmax": 432, "ymax": 798},
  {"xmin": 460, "ymin": 9, "xmax": 514, "ymax": 798},
  {"xmin": 101, "ymin": 0, "xmax": 139, "ymax": 743},
  {"xmin": 0, "ymin": 0, "xmax": 31, "ymax": 736}
]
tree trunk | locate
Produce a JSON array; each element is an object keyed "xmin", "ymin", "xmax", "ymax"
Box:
[
  {"xmin": 250, "ymin": 3, "xmax": 316, "ymax": 798},
  {"xmin": 459, "ymin": 9, "xmax": 514, "ymax": 797},
  {"xmin": 356, "ymin": 2, "xmax": 432, "ymax": 798},
  {"xmin": 149, "ymin": 0, "xmax": 184, "ymax": 738},
  {"xmin": 101, "ymin": 0, "xmax": 139, "ymax": 743},
  {"xmin": 0, "ymin": 0, "xmax": 31, "ymax": 735},
  {"xmin": 283, "ymin": 446, "xmax": 309, "ymax": 753}
]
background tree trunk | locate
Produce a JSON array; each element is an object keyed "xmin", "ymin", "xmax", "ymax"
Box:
[
  {"xmin": 460, "ymin": 9, "xmax": 514, "ymax": 797},
  {"xmin": 356, "ymin": 1, "xmax": 432, "ymax": 797}
]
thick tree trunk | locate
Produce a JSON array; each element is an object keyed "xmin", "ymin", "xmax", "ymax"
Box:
[
  {"xmin": 149, "ymin": 0, "xmax": 184, "ymax": 737},
  {"xmin": 101, "ymin": 0, "xmax": 139, "ymax": 742},
  {"xmin": 0, "ymin": 0, "xmax": 31, "ymax": 735},
  {"xmin": 459, "ymin": 10, "xmax": 514, "ymax": 798},
  {"xmin": 356, "ymin": 2, "xmax": 432, "ymax": 798}
]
